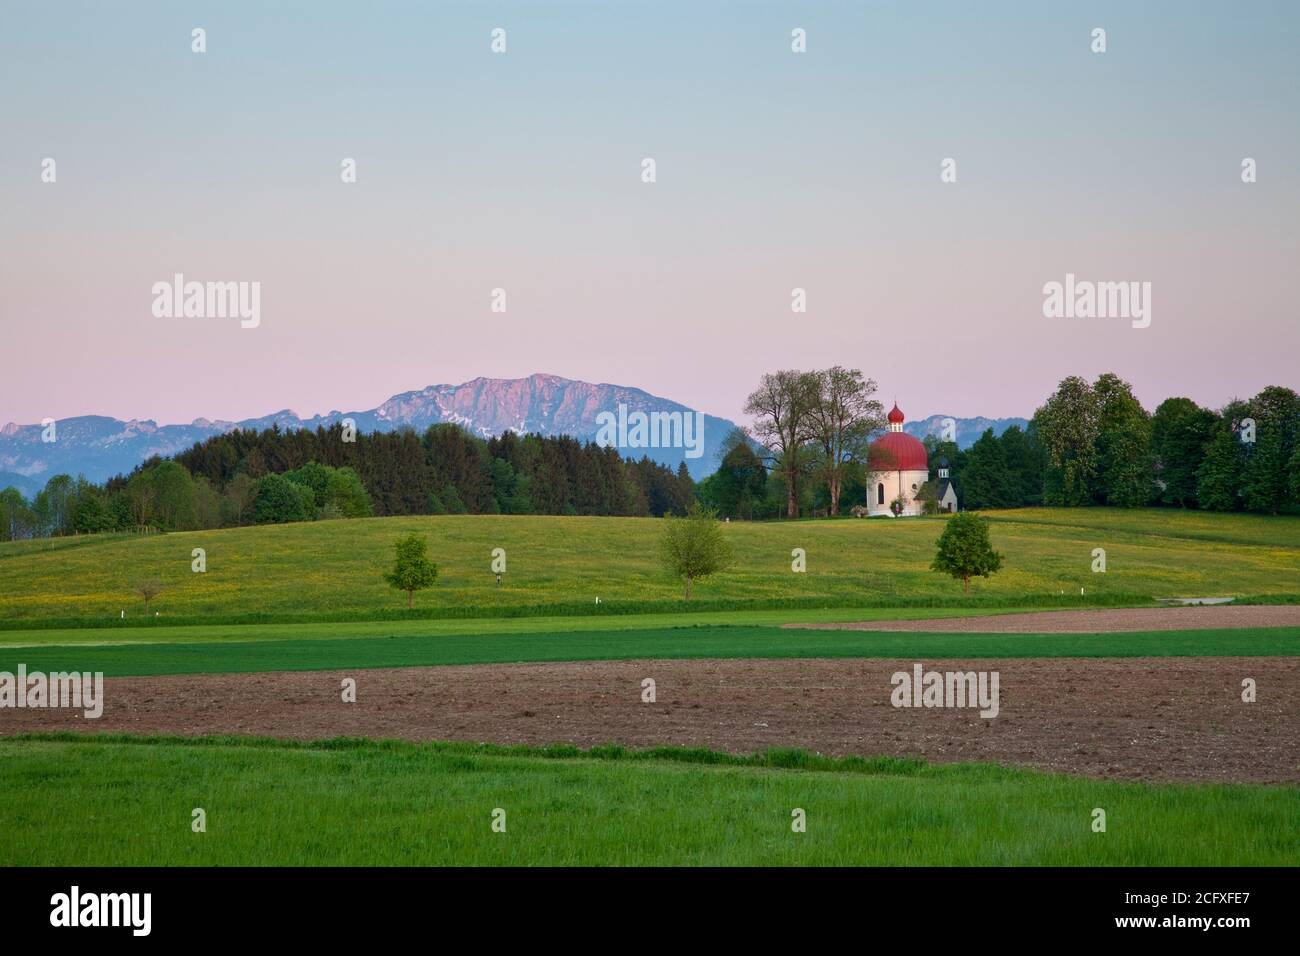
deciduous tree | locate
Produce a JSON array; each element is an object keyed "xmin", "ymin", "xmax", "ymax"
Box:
[
  {"xmin": 1196, "ymin": 428, "xmax": 1243, "ymax": 511},
  {"xmin": 930, "ymin": 512, "xmax": 1003, "ymax": 595},
  {"xmin": 808, "ymin": 367, "xmax": 885, "ymax": 516},
  {"xmin": 1033, "ymin": 376, "xmax": 1099, "ymax": 506},
  {"xmin": 658, "ymin": 503, "xmax": 733, "ymax": 600},
  {"xmin": 135, "ymin": 578, "xmax": 163, "ymax": 612},
  {"xmin": 384, "ymin": 533, "xmax": 439, "ymax": 608},
  {"xmin": 1150, "ymin": 398, "xmax": 1217, "ymax": 507},
  {"xmin": 745, "ymin": 370, "xmax": 819, "ymax": 518},
  {"xmin": 1093, "ymin": 373, "xmax": 1154, "ymax": 507}
]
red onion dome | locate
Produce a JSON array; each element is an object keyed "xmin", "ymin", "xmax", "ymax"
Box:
[{"xmin": 868, "ymin": 431, "xmax": 930, "ymax": 472}]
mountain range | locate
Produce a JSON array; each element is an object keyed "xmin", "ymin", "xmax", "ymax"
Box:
[
  {"xmin": 0, "ymin": 374, "xmax": 1027, "ymax": 497},
  {"xmin": 901, "ymin": 414, "xmax": 1031, "ymax": 449}
]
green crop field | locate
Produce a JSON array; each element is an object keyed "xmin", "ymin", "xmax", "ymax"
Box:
[
  {"xmin": 2, "ymin": 736, "xmax": 1295, "ymax": 866},
  {"xmin": 0, "ymin": 607, "xmax": 1027, "ymax": 648},
  {"xmin": 2, "ymin": 508, "xmax": 1298, "ymax": 625},
  {"xmin": 1, "ymin": 625, "xmax": 1296, "ymax": 678}
]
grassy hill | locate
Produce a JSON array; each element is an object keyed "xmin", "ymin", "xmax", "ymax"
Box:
[{"xmin": 2, "ymin": 508, "xmax": 1298, "ymax": 624}]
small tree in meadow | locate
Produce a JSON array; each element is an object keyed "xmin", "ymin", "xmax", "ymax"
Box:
[
  {"xmin": 135, "ymin": 578, "xmax": 163, "ymax": 612},
  {"xmin": 659, "ymin": 503, "xmax": 733, "ymax": 600},
  {"xmin": 930, "ymin": 512, "xmax": 1003, "ymax": 595},
  {"xmin": 385, "ymin": 533, "xmax": 438, "ymax": 608}
]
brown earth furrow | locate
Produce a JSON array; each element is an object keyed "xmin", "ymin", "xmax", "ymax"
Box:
[{"xmin": 2, "ymin": 657, "xmax": 1296, "ymax": 785}]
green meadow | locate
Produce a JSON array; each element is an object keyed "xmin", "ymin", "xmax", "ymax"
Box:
[
  {"xmin": 2, "ymin": 736, "xmax": 1295, "ymax": 866},
  {"xmin": 2, "ymin": 508, "xmax": 1298, "ymax": 624},
  {"xmin": 3, "ymin": 507, "xmax": 1297, "ymax": 868}
]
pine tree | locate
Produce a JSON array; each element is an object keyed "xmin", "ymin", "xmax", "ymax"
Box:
[
  {"xmin": 998, "ymin": 425, "xmax": 1044, "ymax": 506},
  {"xmin": 440, "ymin": 482, "xmax": 467, "ymax": 515},
  {"xmin": 959, "ymin": 430, "xmax": 1015, "ymax": 509}
]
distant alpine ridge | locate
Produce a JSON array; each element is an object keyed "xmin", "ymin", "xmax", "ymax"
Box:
[
  {"xmin": 0, "ymin": 374, "xmax": 1026, "ymax": 497},
  {"xmin": 0, "ymin": 375, "xmax": 737, "ymax": 494},
  {"xmin": 902, "ymin": 414, "xmax": 1029, "ymax": 448}
]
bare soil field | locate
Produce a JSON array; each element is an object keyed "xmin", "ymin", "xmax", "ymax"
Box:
[
  {"xmin": 4, "ymin": 656, "xmax": 1295, "ymax": 784},
  {"xmin": 790, "ymin": 605, "xmax": 1300, "ymax": 633}
]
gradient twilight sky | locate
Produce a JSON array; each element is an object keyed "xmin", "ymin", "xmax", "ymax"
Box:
[{"xmin": 2, "ymin": 1, "xmax": 1298, "ymax": 428}]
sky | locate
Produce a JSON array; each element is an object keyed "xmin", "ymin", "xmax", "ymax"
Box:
[{"xmin": 2, "ymin": 1, "xmax": 1298, "ymax": 428}]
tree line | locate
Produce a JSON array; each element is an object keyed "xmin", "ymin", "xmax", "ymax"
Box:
[
  {"xmin": 0, "ymin": 458, "xmax": 375, "ymax": 539},
  {"xmin": 5, "ymin": 370, "xmax": 1296, "ymax": 540},
  {"xmin": 702, "ymin": 370, "xmax": 1300, "ymax": 518},
  {"xmin": 1031, "ymin": 374, "xmax": 1300, "ymax": 514},
  {"xmin": 0, "ymin": 423, "xmax": 696, "ymax": 540}
]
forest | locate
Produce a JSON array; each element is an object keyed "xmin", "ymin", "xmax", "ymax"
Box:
[{"xmin": 0, "ymin": 424, "xmax": 696, "ymax": 537}]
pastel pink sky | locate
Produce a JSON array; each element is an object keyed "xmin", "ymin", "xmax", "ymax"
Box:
[{"xmin": 3, "ymin": 2, "xmax": 1297, "ymax": 427}]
